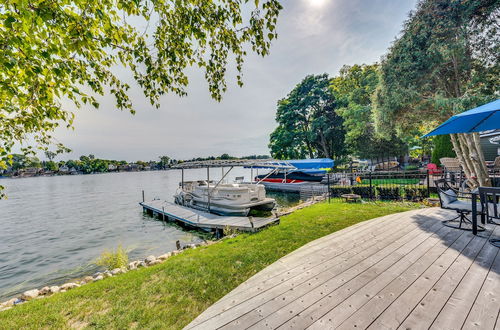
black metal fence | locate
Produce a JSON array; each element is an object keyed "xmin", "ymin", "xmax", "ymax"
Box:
[
  {"xmin": 440, "ymin": 168, "xmax": 500, "ymax": 188},
  {"xmin": 326, "ymin": 170, "xmax": 431, "ymax": 202},
  {"xmin": 299, "ymin": 167, "xmax": 499, "ymax": 203}
]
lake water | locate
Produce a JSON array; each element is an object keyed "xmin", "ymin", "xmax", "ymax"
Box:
[{"xmin": 0, "ymin": 168, "xmax": 299, "ymax": 300}]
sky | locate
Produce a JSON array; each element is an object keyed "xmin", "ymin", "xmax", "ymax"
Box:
[{"xmin": 53, "ymin": 0, "xmax": 418, "ymax": 162}]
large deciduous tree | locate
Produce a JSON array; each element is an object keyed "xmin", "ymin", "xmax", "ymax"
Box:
[
  {"xmin": 374, "ymin": 0, "xmax": 499, "ymax": 187},
  {"xmin": 269, "ymin": 74, "xmax": 347, "ymax": 160},
  {"xmin": 0, "ymin": 0, "xmax": 282, "ymax": 169},
  {"xmin": 331, "ymin": 64, "xmax": 407, "ymax": 161}
]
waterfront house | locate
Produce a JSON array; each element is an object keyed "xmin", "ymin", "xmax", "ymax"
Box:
[
  {"xmin": 480, "ymin": 130, "xmax": 500, "ymax": 161},
  {"xmin": 58, "ymin": 165, "xmax": 69, "ymax": 174},
  {"xmin": 19, "ymin": 167, "xmax": 41, "ymax": 177},
  {"xmin": 118, "ymin": 164, "xmax": 130, "ymax": 172}
]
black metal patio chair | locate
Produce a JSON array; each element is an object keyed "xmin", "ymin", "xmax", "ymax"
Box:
[
  {"xmin": 478, "ymin": 187, "xmax": 500, "ymax": 247},
  {"xmin": 435, "ymin": 179, "xmax": 485, "ymax": 232}
]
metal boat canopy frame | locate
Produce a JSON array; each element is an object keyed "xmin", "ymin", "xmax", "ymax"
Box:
[{"xmin": 171, "ymin": 159, "xmax": 295, "ymax": 212}]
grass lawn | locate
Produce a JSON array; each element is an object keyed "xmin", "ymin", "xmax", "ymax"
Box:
[
  {"xmin": 0, "ymin": 201, "xmax": 421, "ymax": 329},
  {"xmin": 370, "ymin": 178, "xmax": 421, "ymax": 185}
]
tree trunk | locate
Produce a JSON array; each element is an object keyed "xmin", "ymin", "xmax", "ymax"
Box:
[
  {"xmin": 463, "ymin": 133, "xmax": 490, "ymax": 187},
  {"xmin": 317, "ymin": 130, "xmax": 330, "ymax": 159},
  {"xmin": 450, "ymin": 134, "xmax": 477, "ymax": 188},
  {"xmin": 451, "ymin": 133, "xmax": 490, "ymax": 188}
]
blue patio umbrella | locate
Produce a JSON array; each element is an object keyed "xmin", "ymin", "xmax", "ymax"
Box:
[{"xmin": 423, "ymin": 99, "xmax": 500, "ymax": 137}]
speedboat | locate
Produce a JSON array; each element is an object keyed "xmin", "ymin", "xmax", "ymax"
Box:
[{"xmin": 174, "ymin": 180, "xmax": 276, "ymax": 216}]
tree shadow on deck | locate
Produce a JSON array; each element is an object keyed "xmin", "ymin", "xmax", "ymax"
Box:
[{"xmin": 410, "ymin": 208, "xmax": 499, "ymax": 275}]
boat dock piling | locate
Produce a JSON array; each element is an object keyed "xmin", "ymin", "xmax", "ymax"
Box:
[{"xmin": 140, "ymin": 199, "xmax": 279, "ymax": 237}]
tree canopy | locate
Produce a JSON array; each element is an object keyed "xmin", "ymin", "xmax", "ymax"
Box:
[
  {"xmin": 373, "ymin": 0, "xmax": 499, "ymax": 133},
  {"xmin": 269, "ymin": 74, "xmax": 347, "ymax": 160},
  {"xmin": 0, "ymin": 0, "xmax": 282, "ymax": 171},
  {"xmin": 331, "ymin": 64, "xmax": 407, "ymax": 160},
  {"xmin": 373, "ymin": 0, "xmax": 499, "ymax": 187}
]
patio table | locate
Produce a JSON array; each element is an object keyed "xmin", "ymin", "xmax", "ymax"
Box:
[
  {"xmin": 472, "ymin": 187, "xmax": 500, "ymax": 235},
  {"xmin": 471, "ymin": 193, "xmax": 483, "ymax": 235}
]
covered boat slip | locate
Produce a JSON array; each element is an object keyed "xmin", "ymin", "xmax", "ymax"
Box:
[
  {"xmin": 186, "ymin": 207, "xmax": 500, "ymax": 330},
  {"xmin": 140, "ymin": 199, "xmax": 279, "ymax": 233}
]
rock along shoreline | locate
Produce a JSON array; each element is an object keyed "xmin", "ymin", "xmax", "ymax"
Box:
[{"xmin": 0, "ymin": 240, "xmax": 218, "ymax": 312}]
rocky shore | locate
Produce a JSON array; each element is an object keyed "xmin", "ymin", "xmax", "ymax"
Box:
[{"xmin": 0, "ymin": 240, "xmax": 216, "ymax": 312}]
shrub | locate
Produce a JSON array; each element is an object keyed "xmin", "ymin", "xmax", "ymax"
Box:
[
  {"xmin": 431, "ymin": 135, "xmax": 456, "ymax": 166},
  {"xmin": 95, "ymin": 245, "xmax": 129, "ymax": 269},
  {"xmin": 351, "ymin": 185, "xmax": 372, "ymax": 198},
  {"xmin": 376, "ymin": 186, "xmax": 401, "ymax": 200},
  {"xmin": 330, "ymin": 186, "xmax": 352, "ymax": 197},
  {"xmin": 404, "ymin": 164, "xmax": 419, "ymax": 171},
  {"xmin": 404, "ymin": 186, "xmax": 429, "ymax": 201}
]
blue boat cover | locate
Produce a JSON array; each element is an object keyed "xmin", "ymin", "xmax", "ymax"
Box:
[
  {"xmin": 249, "ymin": 158, "xmax": 334, "ymax": 174},
  {"xmin": 285, "ymin": 158, "xmax": 334, "ymax": 169},
  {"xmin": 424, "ymin": 99, "xmax": 500, "ymax": 137}
]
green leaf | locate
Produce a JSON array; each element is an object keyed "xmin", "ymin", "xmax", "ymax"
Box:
[{"xmin": 4, "ymin": 16, "xmax": 15, "ymax": 29}]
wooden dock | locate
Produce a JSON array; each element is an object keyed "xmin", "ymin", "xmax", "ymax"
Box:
[
  {"xmin": 140, "ymin": 200, "xmax": 279, "ymax": 234},
  {"xmin": 186, "ymin": 207, "xmax": 500, "ymax": 329}
]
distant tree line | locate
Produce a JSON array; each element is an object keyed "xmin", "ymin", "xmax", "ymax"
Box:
[{"xmin": 1, "ymin": 154, "xmax": 271, "ymax": 177}]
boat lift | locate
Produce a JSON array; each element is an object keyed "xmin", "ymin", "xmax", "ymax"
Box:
[{"xmin": 171, "ymin": 159, "xmax": 294, "ymax": 213}]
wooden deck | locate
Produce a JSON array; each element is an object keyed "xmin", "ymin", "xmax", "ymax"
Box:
[
  {"xmin": 186, "ymin": 207, "xmax": 500, "ymax": 329},
  {"xmin": 140, "ymin": 200, "xmax": 279, "ymax": 233}
]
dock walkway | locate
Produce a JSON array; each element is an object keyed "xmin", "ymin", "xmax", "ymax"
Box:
[
  {"xmin": 140, "ymin": 200, "xmax": 279, "ymax": 233},
  {"xmin": 186, "ymin": 207, "xmax": 500, "ymax": 329}
]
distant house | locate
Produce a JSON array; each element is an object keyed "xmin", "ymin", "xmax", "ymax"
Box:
[
  {"xmin": 69, "ymin": 167, "xmax": 78, "ymax": 175},
  {"xmin": 129, "ymin": 163, "xmax": 143, "ymax": 171},
  {"xmin": 1, "ymin": 167, "xmax": 13, "ymax": 176},
  {"xmin": 59, "ymin": 165, "xmax": 70, "ymax": 174},
  {"xmin": 19, "ymin": 167, "xmax": 41, "ymax": 177},
  {"xmin": 118, "ymin": 164, "xmax": 130, "ymax": 172},
  {"xmin": 108, "ymin": 164, "xmax": 118, "ymax": 171},
  {"xmin": 480, "ymin": 130, "xmax": 500, "ymax": 161}
]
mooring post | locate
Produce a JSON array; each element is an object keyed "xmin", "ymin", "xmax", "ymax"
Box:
[
  {"xmin": 162, "ymin": 206, "xmax": 165, "ymax": 221},
  {"xmin": 142, "ymin": 190, "xmax": 145, "ymax": 202},
  {"xmin": 369, "ymin": 171, "xmax": 373, "ymax": 200},
  {"xmin": 176, "ymin": 240, "xmax": 181, "ymax": 250},
  {"xmin": 327, "ymin": 172, "xmax": 331, "ymax": 203},
  {"xmin": 207, "ymin": 166, "xmax": 211, "ymax": 212},
  {"xmin": 248, "ymin": 216, "xmax": 254, "ymax": 228},
  {"xmin": 426, "ymin": 169, "xmax": 430, "ymax": 197}
]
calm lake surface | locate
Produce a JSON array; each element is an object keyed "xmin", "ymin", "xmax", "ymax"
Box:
[{"xmin": 0, "ymin": 168, "xmax": 299, "ymax": 300}]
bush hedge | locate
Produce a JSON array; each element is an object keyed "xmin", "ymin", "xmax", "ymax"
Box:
[
  {"xmin": 330, "ymin": 186, "xmax": 353, "ymax": 197},
  {"xmin": 351, "ymin": 185, "xmax": 372, "ymax": 198},
  {"xmin": 376, "ymin": 186, "xmax": 401, "ymax": 200},
  {"xmin": 330, "ymin": 184, "xmax": 429, "ymax": 201},
  {"xmin": 404, "ymin": 186, "xmax": 428, "ymax": 201}
]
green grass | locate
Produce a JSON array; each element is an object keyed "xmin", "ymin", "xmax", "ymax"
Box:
[
  {"xmin": 370, "ymin": 178, "xmax": 420, "ymax": 185},
  {"xmin": 0, "ymin": 201, "xmax": 421, "ymax": 329}
]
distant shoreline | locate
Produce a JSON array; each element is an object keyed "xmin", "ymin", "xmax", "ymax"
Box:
[{"xmin": 0, "ymin": 168, "xmax": 173, "ymax": 180}]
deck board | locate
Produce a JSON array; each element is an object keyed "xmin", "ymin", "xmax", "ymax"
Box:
[
  {"xmin": 185, "ymin": 208, "xmax": 500, "ymax": 330},
  {"xmin": 193, "ymin": 212, "xmax": 429, "ymax": 328}
]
